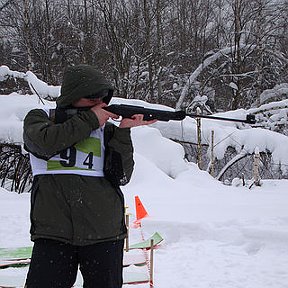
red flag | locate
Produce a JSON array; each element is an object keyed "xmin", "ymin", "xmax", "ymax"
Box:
[{"xmin": 135, "ymin": 196, "xmax": 148, "ymax": 222}]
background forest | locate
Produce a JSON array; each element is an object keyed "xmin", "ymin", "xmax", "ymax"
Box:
[{"xmin": 0, "ymin": 0, "xmax": 287, "ymax": 112}]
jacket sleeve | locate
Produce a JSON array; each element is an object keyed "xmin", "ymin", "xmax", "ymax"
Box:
[
  {"xmin": 23, "ymin": 108, "xmax": 100, "ymax": 159},
  {"xmin": 104, "ymin": 125, "xmax": 134, "ymax": 186}
]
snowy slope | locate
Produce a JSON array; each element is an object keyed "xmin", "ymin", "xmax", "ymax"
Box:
[{"xmin": 0, "ymin": 93, "xmax": 288, "ymax": 287}]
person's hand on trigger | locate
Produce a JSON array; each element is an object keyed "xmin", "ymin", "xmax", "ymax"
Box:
[{"xmin": 90, "ymin": 103, "xmax": 118, "ymax": 126}]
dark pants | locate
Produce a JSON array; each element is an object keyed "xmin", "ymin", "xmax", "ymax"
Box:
[{"xmin": 25, "ymin": 238, "xmax": 124, "ymax": 288}]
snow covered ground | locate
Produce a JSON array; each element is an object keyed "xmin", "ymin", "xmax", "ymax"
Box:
[
  {"xmin": 1, "ymin": 169, "xmax": 288, "ymax": 287},
  {"xmin": 0, "ymin": 93, "xmax": 288, "ymax": 287}
]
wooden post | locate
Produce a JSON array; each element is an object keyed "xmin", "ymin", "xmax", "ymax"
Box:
[
  {"xmin": 241, "ymin": 173, "xmax": 245, "ymax": 186},
  {"xmin": 149, "ymin": 239, "xmax": 154, "ymax": 287},
  {"xmin": 209, "ymin": 130, "xmax": 215, "ymax": 176},
  {"xmin": 124, "ymin": 206, "xmax": 129, "ymax": 252},
  {"xmin": 253, "ymin": 147, "xmax": 261, "ymax": 186},
  {"xmin": 196, "ymin": 107, "xmax": 202, "ymax": 170}
]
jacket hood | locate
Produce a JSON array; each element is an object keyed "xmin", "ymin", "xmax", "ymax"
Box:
[{"xmin": 57, "ymin": 65, "xmax": 114, "ymax": 108}]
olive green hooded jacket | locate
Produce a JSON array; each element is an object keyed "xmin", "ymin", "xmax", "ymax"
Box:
[{"xmin": 23, "ymin": 65, "xmax": 134, "ymax": 245}]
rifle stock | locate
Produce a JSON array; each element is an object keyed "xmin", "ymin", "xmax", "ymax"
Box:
[{"xmin": 104, "ymin": 104, "xmax": 256, "ymax": 124}]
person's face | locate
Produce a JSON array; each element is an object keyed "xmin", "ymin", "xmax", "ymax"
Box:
[{"xmin": 72, "ymin": 97, "xmax": 103, "ymax": 108}]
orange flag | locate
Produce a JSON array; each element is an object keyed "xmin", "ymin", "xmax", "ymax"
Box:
[{"xmin": 135, "ymin": 196, "xmax": 148, "ymax": 222}]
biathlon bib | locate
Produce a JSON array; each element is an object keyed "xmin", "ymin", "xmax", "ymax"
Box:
[{"xmin": 30, "ymin": 123, "xmax": 105, "ymax": 177}]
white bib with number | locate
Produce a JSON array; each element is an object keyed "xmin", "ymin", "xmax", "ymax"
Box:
[{"xmin": 30, "ymin": 128, "xmax": 105, "ymax": 177}]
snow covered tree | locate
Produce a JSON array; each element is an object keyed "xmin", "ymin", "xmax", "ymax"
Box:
[{"xmin": 0, "ymin": 0, "xmax": 286, "ymax": 110}]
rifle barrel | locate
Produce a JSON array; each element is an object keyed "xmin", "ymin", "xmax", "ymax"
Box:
[{"xmin": 186, "ymin": 113, "xmax": 255, "ymax": 124}]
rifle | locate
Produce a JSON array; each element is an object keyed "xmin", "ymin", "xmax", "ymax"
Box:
[{"xmin": 104, "ymin": 104, "xmax": 256, "ymax": 124}]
